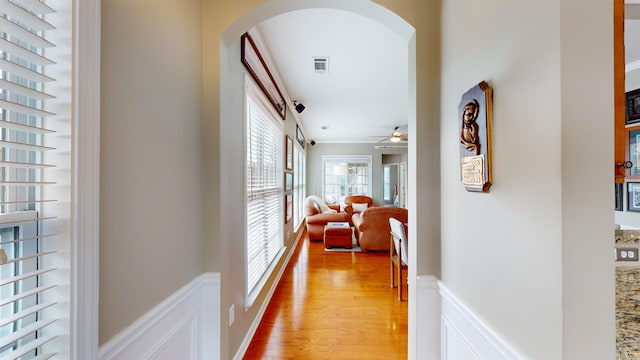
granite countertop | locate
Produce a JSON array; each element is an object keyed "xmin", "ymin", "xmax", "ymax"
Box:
[
  {"xmin": 617, "ymin": 267, "xmax": 640, "ymax": 359},
  {"xmin": 616, "ymin": 230, "xmax": 640, "ymax": 244}
]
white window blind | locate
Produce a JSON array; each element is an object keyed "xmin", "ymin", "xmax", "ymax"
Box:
[
  {"xmin": 246, "ymin": 79, "xmax": 283, "ymax": 305},
  {"xmin": 0, "ymin": 0, "xmax": 60, "ymax": 358},
  {"xmin": 292, "ymin": 143, "xmax": 305, "ymax": 228}
]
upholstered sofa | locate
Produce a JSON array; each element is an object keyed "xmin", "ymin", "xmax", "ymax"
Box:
[
  {"xmin": 352, "ymin": 206, "xmax": 408, "ymax": 251},
  {"xmin": 304, "ymin": 196, "xmax": 349, "ymax": 241},
  {"xmin": 344, "ymin": 195, "xmax": 374, "ymax": 222}
]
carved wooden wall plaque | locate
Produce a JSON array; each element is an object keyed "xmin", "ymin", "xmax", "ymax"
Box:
[{"xmin": 459, "ymin": 81, "xmax": 493, "ymax": 192}]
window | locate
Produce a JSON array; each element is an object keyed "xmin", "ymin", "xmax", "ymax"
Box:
[
  {"xmin": 245, "ymin": 78, "xmax": 284, "ymax": 306},
  {"xmin": 383, "ymin": 166, "xmax": 391, "ymax": 202},
  {"xmin": 0, "ymin": 0, "xmax": 69, "ymax": 357},
  {"xmin": 292, "ymin": 143, "xmax": 306, "ymax": 228},
  {"xmin": 323, "ymin": 155, "xmax": 372, "ymax": 203}
]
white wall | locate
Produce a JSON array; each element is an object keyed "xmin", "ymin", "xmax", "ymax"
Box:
[
  {"xmin": 100, "ymin": 0, "xmax": 204, "ymax": 344},
  {"xmin": 441, "ymin": 0, "xmax": 614, "ymax": 358}
]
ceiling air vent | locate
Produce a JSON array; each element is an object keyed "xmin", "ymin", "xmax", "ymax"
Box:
[{"xmin": 313, "ymin": 57, "xmax": 329, "ymax": 74}]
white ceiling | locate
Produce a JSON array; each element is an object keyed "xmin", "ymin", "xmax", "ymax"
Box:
[
  {"xmin": 256, "ymin": 8, "xmax": 408, "ymax": 144},
  {"xmin": 255, "ymin": 5, "xmax": 640, "ymax": 144}
]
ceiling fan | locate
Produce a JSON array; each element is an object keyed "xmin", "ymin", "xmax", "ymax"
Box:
[{"xmin": 376, "ymin": 126, "xmax": 408, "ymax": 143}]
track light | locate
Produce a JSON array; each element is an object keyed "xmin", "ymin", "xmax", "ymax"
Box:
[{"xmin": 293, "ymin": 100, "xmax": 306, "ymax": 114}]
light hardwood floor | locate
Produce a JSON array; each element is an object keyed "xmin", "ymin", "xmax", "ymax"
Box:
[{"xmin": 244, "ymin": 231, "xmax": 408, "ymax": 359}]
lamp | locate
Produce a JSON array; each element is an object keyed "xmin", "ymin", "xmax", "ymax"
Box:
[
  {"xmin": 334, "ymin": 164, "xmax": 348, "ymax": 175},
  {"xmin": 293, "ymin": 100, "xmax": 306, "ymax": 114}
]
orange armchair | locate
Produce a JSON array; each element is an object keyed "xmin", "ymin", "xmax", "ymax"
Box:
[
  {"xmin": 352, "ymin": 207, "xmax": 408, "ymax": 251},
  {"xmin": 344, "ymin": 195, "xmax": 374, "ymax": 221},
  {"xmin": 304, "ymin": 196, "xmax": 349, "ymax": 241}
]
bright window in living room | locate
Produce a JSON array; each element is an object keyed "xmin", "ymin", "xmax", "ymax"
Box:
[
  {"xmin": 245, "ymin": 77, "xmax": 285, "ymax": 307},
  {"xmin": 292, "ymin": 143, "xmax": 306, "ymax": 229},
  {"xmin": 322, "ymin": 155, "xmax": 372, "ymax": 204}
]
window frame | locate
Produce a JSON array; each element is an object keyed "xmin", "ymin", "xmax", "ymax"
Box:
[
  {"xmin": 322, "ymin": 155, "xmax": 372, "ymax": 204},
  {"xmin": 244, "ymin": 75, "xmax": 285, "ymax": 308},
  {"xmin": 292, "ymin": 142, "xmax": 306, "ymax": 230}
]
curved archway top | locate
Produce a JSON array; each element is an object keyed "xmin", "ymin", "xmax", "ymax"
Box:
[{"xmin": 221, "ymin": 0, "xmax": 415, "ymax": 46}]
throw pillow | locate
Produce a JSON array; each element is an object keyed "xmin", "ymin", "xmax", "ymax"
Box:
[{"xmin": 352, "ymin": 203, "xmax": 368, "ymax": 213}]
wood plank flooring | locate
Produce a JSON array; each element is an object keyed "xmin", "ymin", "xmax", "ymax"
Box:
[{"xmin": 244, "ymin": 231, "xmax": 408, "ymax": 359}]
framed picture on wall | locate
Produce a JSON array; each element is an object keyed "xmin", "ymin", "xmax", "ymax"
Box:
[
  {"xmin": 241, "ymin": 32, "xmax": 287, "ymax": 120},
  {"xmin": 627, "ymin": 128, "xmax": 640, "ymax": 179},
  {"xmin": 628, "ymin": 182, "xmax": 640, "ymax": 212},
  {"xmin": 627, "ymin": 88, "xmax": 640, "ymax": 125},
  {"xmin": 296, "ymin": 125, "xmax": 305, "ymax": 149},
  {"xmin": 286, "ymin": 135, "xmax": 293, "ymax": 170},
  {"xmin": 285, "ymin": 171, "xmax": 293, "ymax": 192}
]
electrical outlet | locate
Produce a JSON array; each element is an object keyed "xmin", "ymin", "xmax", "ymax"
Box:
[
  {"xmin": 229, "ymin": 304, "xmax": 235, "ymax": 327},
  {"xmin": 616, "ymin": 247, "xmax": 639, "ymax": 261}
]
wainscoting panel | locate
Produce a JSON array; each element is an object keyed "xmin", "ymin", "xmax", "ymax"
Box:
[
  {"xmin": 439, "ymin": 283, "xmax": 525, "ymax": 360},
  {"xmin": 99, "ymin": 273, "xmax": 221, "ymax": 360}
]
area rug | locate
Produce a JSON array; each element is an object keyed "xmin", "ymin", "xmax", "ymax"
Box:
[{"xmin": 324, "ymin": 235, "xmax": 362, "ymax": 253}]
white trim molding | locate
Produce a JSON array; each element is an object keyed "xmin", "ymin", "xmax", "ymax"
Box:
[
  {"xmin": 439, "ymin": 282, "xmax": 526, "ymax": 360},
  {"xmin": 99, "ymin": 273, "xmax": 221, "ymax": 360},
  {"xmin": 626, "ymin": 59, "xmax": 640, "ymax": 73},
  {"xmin": 73, "ymin": 0, "xmax": 101, "ymax": 358},
  {"xmin": 415, "ymin": 275, "xmax": 441, "ymax": 360}
]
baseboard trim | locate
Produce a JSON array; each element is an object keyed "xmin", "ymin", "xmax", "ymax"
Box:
[
  {"xmin": 99, "ymin": 273, "xmax": 221, "ymax": 360},
  {"xmin": 439, "ymin": 282, "xmax": 526, "ymax": 360}
]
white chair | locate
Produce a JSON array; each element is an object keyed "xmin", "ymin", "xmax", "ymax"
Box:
[{"xmin": 389, "ymin": 217, "xmax": 408, "ymax": 301}]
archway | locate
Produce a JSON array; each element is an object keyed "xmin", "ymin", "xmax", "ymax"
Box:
[{"xmin": 216, "ymin": 1, "xmax": 432, "ymax": 358}]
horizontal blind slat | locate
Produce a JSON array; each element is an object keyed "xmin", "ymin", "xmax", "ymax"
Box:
[
  {"xmin": 0, "ymin": 160, "xmax": 56, "ymax": 169},
  {"xmin": 0, "ymin": 17, "xmax": 53, "ymax": 48},
  {"xmin": 0, "ymin": 38, "xmax": 55, "ymax": 65},
  {"xmin": 0, "ymin": 0, "xmax": 56, "ymax": 31},
  {"xmin": 0, "ymin": 334, "xmax": 56, "ymax": 360},
  {"xmin": 10, "ymin": 0, "xmax": 55, "ymax": 14},
  {"xmin": 0, "ymin": 58, "xmax": 55, "ymax": 83},
  {"xmin": 0, "ymin": 319, "xmax": 56, "ymax": 350},
  {"xmin": 30, "ymin": 353, "xmax": 56, "ymax": 360},
  {"xmin": 0, "ymin": 199, "xmax": 56, "ymax": 206},
  {"xmin": 4, "ymin": 249, "xmax": 56, "ymax": 264},
  {"xmin": 0, "ymin": 119, "xmax": 55, "ymax": 135},
  {"xmin": 0, "ymin": 215, "xmax": 55, "ymax": 226},
  {"xmin": 0, "ymin": 300, "xmax": 56, "ymax": 328},
  {"xmin": 0, "ymin": 284, "xmax": 55, "ymax": 307},
  {"xmin": 0, "ymin": 181, "xmax": 56, "ymax": 185},
  {"xmin": 0, "ymin": 267, "xmax": 56, "ymax": 287},
  {"xmin": 0, "ymin": 232, "xmax": 57, "ymax": 246},
  {"xmin": 0, "ymin": 139, "xmax": 55, "ymax": 152},
  {"xmin": 0, "ymin": 79, "xmax": 55, "ymax": 100},
  {"xmin": 0, "ymin": 99, "xmax": 56, "ymax": 118}
]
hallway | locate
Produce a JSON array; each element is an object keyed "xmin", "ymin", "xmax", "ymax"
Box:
[{"xmin": 244, "ymin": 231, "xmax": 408, "ymax": 359}]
